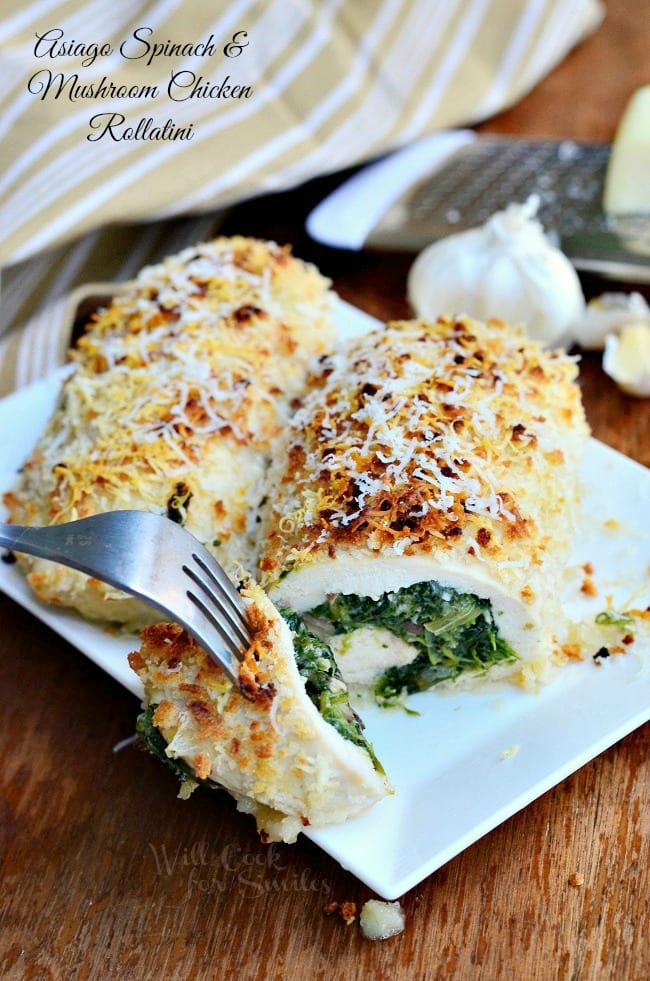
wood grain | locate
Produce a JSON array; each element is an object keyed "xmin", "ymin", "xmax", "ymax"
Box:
[{"xmin": 1, "ymin": 1, "xmax": 649, "ymax": 978}]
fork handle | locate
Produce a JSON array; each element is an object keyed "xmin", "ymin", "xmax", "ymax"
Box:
[{"xmin": 0, "ymin": 518, "xmax": 127, "ymax": 587}]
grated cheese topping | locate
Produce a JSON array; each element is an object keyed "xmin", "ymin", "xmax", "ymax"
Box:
[{"xmin": 260, "ymin": 316, "xmax": 589, "ymax": 592}]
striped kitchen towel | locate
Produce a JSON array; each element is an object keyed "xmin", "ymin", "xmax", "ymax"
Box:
[{"xmin": 0, "ymin": 0, "xmax": 603, "ymax": 394}]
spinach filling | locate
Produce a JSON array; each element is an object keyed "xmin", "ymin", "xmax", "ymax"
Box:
[
  {"xmin": 309, "ymin": 581, "xmax": 518, "ymax": 706},
  {"xmin": 136, "ymin": 705, "xmax": 219, "ymax": 790},
  {"xmin": 280, "ymin": 609, "xmax": 384, "ymax": 773}
]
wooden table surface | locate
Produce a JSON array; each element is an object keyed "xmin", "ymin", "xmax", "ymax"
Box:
[{"xmin": 1, "ymin": 2, "xmax": 649, "ymax": 978}]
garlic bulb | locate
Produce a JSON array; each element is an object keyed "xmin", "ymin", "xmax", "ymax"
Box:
[
  {"xmin": 407, "ymin": 196, "xmax": 585, "ymax": 346},
  {"xmin": 571, "ymin": 291, "xmax": 650, "ymax": 350},
  {"xmin": 602, "ymin": 323, "xmax": 650, "ymax": 397}
]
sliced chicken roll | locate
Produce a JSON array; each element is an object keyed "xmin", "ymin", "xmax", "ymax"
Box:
[
  {"xmin": 259, "ymin": 316, "xmax": 589, "ymax": 699},
  {"xmin": 129, "ymin": 582, "xmax": 390, "ymax": 842}
]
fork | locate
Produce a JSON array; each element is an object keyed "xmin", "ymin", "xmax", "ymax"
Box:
[{"xmin": 0, "ymin": 511, "xmax": 250, "ymax": 683}]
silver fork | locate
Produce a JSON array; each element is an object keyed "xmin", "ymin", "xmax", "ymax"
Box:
[{"xmin": 0, "ymin": 511, "xmax": 249, "ymax": 683}]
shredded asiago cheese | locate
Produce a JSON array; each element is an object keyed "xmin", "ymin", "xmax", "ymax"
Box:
[{"xmin": 260, "ymin": 316, "xmax": 589, "ymax": 599}]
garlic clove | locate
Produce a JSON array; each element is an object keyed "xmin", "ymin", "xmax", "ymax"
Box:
[
  {"xmin": 602, "ymin": 322, "xmax": 650, "ymax": 397},
  {"xmin": 571, "ymin": 291, "xmax": 650, "ymax": 350}
]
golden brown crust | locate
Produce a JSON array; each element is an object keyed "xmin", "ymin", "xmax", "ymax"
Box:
[
  {"xmin": 134, "ymin": 609, "xmax": 281, "ymax": 764},
  {"xmin": 259, "ymin": 316, "xmax": 589, "ymax": 592}
]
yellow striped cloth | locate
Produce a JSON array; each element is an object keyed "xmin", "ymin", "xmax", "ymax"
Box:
[{"xmin": 0, "ymin": 0, "xmax": 603, "ymax": 395}]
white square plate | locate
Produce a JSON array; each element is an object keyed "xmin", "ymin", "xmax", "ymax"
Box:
[{"xmin": 1, "ymin": 300, "xmax": 648, "ymax": 899}]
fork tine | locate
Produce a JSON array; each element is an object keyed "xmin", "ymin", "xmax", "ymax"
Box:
[
  {"xmin": 183, "ymin": 563, "xmax": 250, "ymax": 651},
  {"xmin": 191, "ymin": 551, "xmax": 249, "ymax": 631},
  {"xmin": 186, "ymin": 589, "xmax": 245, "ymax": 663}
]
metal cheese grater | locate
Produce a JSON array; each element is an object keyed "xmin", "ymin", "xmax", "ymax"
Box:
[
  {"xmin": 308, "ymin": 132, "xmax": 650, "ymax": 283},
  {"xmin": 366, "ymin": 137, "xmax": 650, "ymax": 282}
]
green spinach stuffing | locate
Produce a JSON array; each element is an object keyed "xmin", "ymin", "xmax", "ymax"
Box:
[
  {"xmin": 136, "ymin": 705, "xmax": 192, "ymax": 780},
  {"xmin": 280, "ymin": 609, "xmax": 383, "ymax": 773},
  {"xmin": 136, "ymin": 705, "xmax": 219, "ymax": 792},
  {"xmin": 309, "ymin": 581, "xmax": 517, "ymax": 706}
]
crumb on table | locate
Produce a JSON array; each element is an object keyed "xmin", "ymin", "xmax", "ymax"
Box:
[
  {"xmin": 340, "ymin": 902, "xmax": 357, "ymax": 926},
  {"xmin": 324, "ymin": 900, "xmax": 357, "ymax": 926}
]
